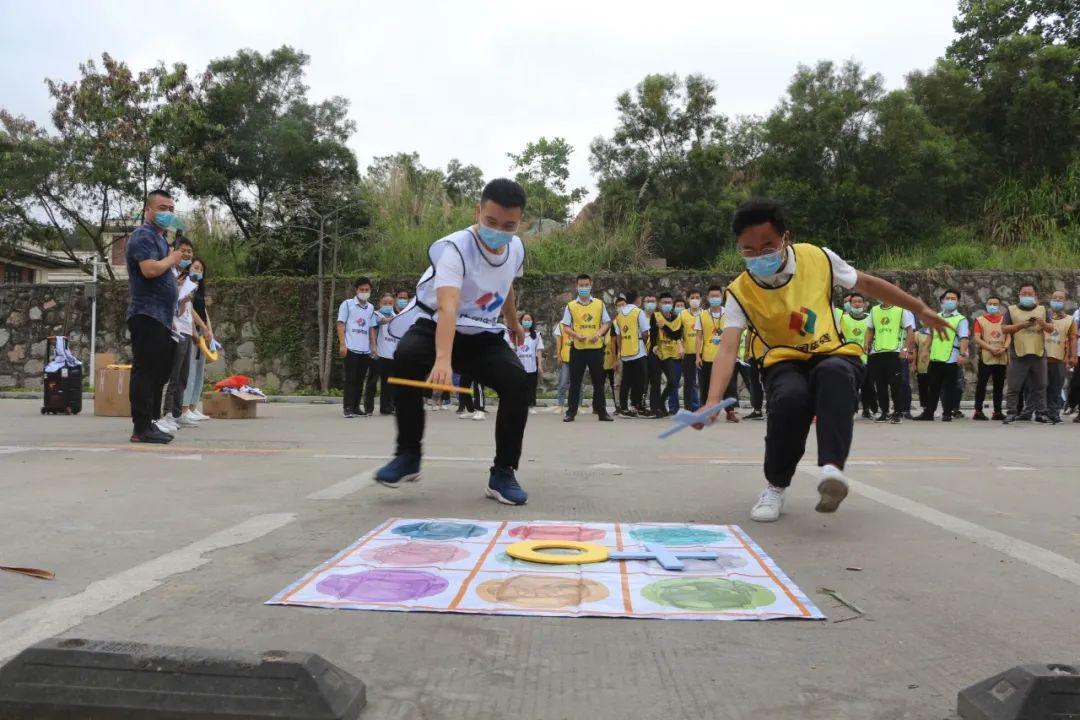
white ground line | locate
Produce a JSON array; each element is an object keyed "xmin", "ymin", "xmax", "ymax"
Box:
[
  {"xmin": 998, "ymin": 466, "xmax": 1035, "ymax": 471},
  {"xmin": 0, "ymin": 446, "xmax": 115, "ymax": 454},
  {"xmin": 0, "ymin": 513, "xmax": 296, "ymax": 662},
  {"xmin": 312, "ymin": 454, "xmax": 488, "ymax": 462},
  {"xmin": 799, "ymin": 469, "xmax": 1080, "ymax": 588},
  {"xmin": 163, "ymin": 454, "xmax": 203, "ymax": 461},
  {"xmin": 306, "ymin": 468, "xmax": 379, "ymax": 500}
]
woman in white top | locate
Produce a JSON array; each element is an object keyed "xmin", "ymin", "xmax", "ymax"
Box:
[{"xmin": 509, "ymin": 312, "xmax": 545, "ymax": 412}]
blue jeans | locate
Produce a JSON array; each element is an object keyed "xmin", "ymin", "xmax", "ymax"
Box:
[
  {"xmin": 557, "ymin": 364, "xmax": 584, "ymax": 407},
  {"xmin": 667, "ymin": 360, "xmax": 683, "ymax": 413},
  {"xmin": 183, "ymin": 341, "xmax": 206, "ymax": 406}
]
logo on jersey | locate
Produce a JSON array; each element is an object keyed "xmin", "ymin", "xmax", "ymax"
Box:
[
  {"xmin": 880, "ymin": 315, "xmax": 891, "ymax": 326},
  {"xmin": 789, "ymin": 307, "xmax": 817, "ymax": 337},
  {"xmin": 475, "ymin": 291, "xmax": 505, "ymax": 313},
  {"xmin": 354, "ymin": 316, "xmax": 367, "ymax": 329}
]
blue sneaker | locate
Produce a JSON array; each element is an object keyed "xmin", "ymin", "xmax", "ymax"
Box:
[
  {"xmin": 373, "ymin": 454, "xmax": 422, "ymax": 488},
  {"xmin": 485, "ymin": 466, "xmax": 527, "ymax": 505}
]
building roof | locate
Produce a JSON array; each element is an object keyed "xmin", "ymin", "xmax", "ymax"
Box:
[{"xmin": 1, "ymin": 244, "xmax": 82, "ymax": 269}]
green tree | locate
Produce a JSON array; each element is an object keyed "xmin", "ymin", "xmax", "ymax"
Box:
[
  {"xmin": 508, "ymin": 136, "xmax": 586, "ymax": 224},
  {"xmin": 443, "ymin": 158, "xmax": 484, "ymax": 204}
]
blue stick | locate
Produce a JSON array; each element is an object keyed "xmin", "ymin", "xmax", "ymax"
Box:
[{"xmin": 656, "ymin": 398, "xmax": 739, "ymax": 439}]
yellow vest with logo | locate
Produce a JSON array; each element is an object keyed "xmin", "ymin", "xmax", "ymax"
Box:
[
  {"xmin": 840, "ymin": 312, "xmax": 870, "ymax": 363},
  {"xmin": 654, "ymin": 312, "xmax": 683, "ymax": 361},
  {"xmin": 603, "ymin": 333, "xmax": 614, "ymax": 369},
  {"xmin": 976, "ymin": 314, "xmax": 1007, "ymax": 366},
  {"xmin": 929, "ymin": 313, "xmax": 965, "ymax": 363},
  {"xmin": 679, "ymin": 309, "xmax": 700, "ymax": 355},
  {"xmin": 1045, "ymin": 315, "xmax": 1073, "ymax": 361},
  {"xmin": 698, "ymin": 310, "xmax": 725, "ymax": 363},
  {"xmin": 1009, "ymin": 305, "xmax": 1046, "ymax": 357},
  {"xmin": 567, "ymin": 298, "xmax": 604, "ymax": 350},
  {"xmin": 915, "ymin": 332, "xmax": 932, "ymax": 373},
  {"xmin": 725, "ymin": 244, "xmax": 863, "ymax": 368},
  {"xmin": 558, "ymin": 327, "xmax": 571, "ymax": 363},
  {"xmin": 870, "ymin": 305, "xmax": 904, "ymax": 353},
  {"xmin": 614, "ymin": 306, "xmax": 643, "ymax": 359}
]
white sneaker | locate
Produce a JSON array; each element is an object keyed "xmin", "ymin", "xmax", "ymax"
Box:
[
  {"xmin": 182, "ymin": 410, "xmax": 203, "ymax": 424},
  {"xmin": 192, "ymin": 409, "xmax": 210, "ymax": 421},
  {"xmin": 750, "ymin": 485, "xmax": 786, "ymax": 522},
  {"xmin": 472, "ymin": 410, "xmax": 486, "ymax": 421},
  {"xmin": 816, "ymin": 464, "xmax": 850, "ymax": 513},
  {"xmin": 175, "ymin": 413, "xmax": 198, "ymax": 428},
  {"xmin": 529, "ymin": 408, "xmax": 537, "ymax": 415},
  {"xmin": 458, "ymin": 411, "xmax": 472, "ymax": 419},
  {"xmin": 154, "ymin": 419, "xmax": 175, "ymax": 435}
]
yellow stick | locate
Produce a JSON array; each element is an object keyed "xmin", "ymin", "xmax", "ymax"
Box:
[{"xmin": 388, "ymin": 377, "xmax": 472, "ymax": 395}]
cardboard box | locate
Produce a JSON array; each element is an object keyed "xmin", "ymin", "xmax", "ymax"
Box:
[
  {"xmin": 94, "ymin": 352, "xmax": 118, "ymax": 375},
  {"xmin": 202, "ymin": 391, "xmax": 263, "ymax": 419},
  {"xmin": 94, "ymin": 364, "xmax": 131, "ymax": 417}
]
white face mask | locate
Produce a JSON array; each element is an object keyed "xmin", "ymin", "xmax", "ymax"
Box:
[
  {"xmin": 356, "ymin": 292, "xmax": 370, "ymax": 302},
  {"xmin": 619, "ymin": 305, "xmax": 631, "ymax": 315},
  {"xmin": 688, "ymin": 298, "xmax": 701, "ymax": 310}
]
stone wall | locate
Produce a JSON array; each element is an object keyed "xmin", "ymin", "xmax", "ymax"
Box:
[{"xmin": 3, "ymin": 268, "xmax": 1079, "ymax": 393}]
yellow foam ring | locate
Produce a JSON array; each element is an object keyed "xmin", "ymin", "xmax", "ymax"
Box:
[
  {"xmin": 505, "ymin": 540, "xmax": 610, "ymax": 565},
  {"xmin": 198, "ymin": 335, "xmax": 218, "ymax": 362},
  {"xmin": 106, "ymin": 364, "xmax": 132, "ymax": 370}
]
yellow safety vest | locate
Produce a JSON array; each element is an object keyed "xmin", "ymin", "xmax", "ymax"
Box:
[
  {"xmin": 840, "ymin": 312, "xmax": 870, "ymax": 363},
  {"xmin": 566, "ymin": 298, "xmax": 605, "ymax": 350},
  {"xmin": 698, "ymin": 310, "xmax": 725, "ymax": 363},
  {"xmin": 558, "ymin": 327, "xmax": 571, "ymax": 363},
  {"xmin": 679, "ymin": 309, "xmax": 700, "ymax": 356},
  {"xmin": 1045, "ymin": 315, "xmax": 1073, "ymax": 361},
  {"xmin": 614, "ymin": 306, "xmax": 644, "ymax": 359},
  {"xmin": 976, "ymin": 314, "xmax": 1007, "ymax": 366},
  {"xmin": 725, "ymin": 244, "xmax": 863, "ymax": 368},
  {"xmin": 870, "ymin": 305, "xmax": 904, "ymax": 353},
  {"xmin": 929, "ymin": 313, "xmax": 965, "ymax": 363},
  {"xmin": 603, "ymin": 334, "xmax": 614, "ymax": 369},
  {"xmin": 1009, "ymin": 305, "xmax": 1047, "ymax": 357},
  {"xmin": 653, "ymin": 312, "xmax": 683, "ymax": 361}
]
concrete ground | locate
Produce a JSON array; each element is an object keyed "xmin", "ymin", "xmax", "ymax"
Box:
[{"xmin": 0, "ymin": 398, "xmax": 1078, "ymax": 720}]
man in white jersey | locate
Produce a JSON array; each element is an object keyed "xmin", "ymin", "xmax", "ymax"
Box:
[{"xmin": 374, "ymin": 179, "xmax": 531, "ymax": 505}]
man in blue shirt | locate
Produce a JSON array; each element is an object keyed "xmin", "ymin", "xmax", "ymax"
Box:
[{"xmin": 126, "ymin": 189, "xmax": 183, "ymax": 443}]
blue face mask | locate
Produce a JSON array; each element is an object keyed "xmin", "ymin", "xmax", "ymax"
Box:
[
  {"xmin": 1050, "ymin": 301, "xmax": 1064, "ymax": 312},
  {"xmin": 644, "ymin": 302, "xmax": 657, "ymax": 313},
  {"xmin": 942, "ymin": 300, "xmax": 957, "ymax": 312},
  {"xmin": 379, "ymin": 305, "xmax": 393, "ymax": 316},
  {"xmin": 1018, "ymin": 296, "xmax": 1036, "ymax": 309},
  {"xmin": 153, "ymin": 211, "xmax": 178, "ymax": 230},
  {"xmin": 578, "ymin": 287, "xmax": 591, "ymax": 297},
  {"xmin": 660, "ymin": 303, "xmax": 674, "ymax": 314},
  {"xmin": 179, "ymin": 258, "xmax": 192, "ymax": 269},
  {"xmin": 744, "ymin": 247, "xmax": 784, "ymax": 277},
  {"xmin": 522, "ymin": 320, "xmax": 533, "ymax": 329},
  {"xmin": 396, "ymin": 298, "xmax": 408, "ymax": 309},
  {"xmin": 188, "ymin": 271, "xmax": 203, "ymax": 282},
  {"xmin": 843, "ymin": 302, "xmax": 853, "ymax": 314},
  {"xmin": 985, "ymin": 304, "xmax": 1000, "ymax": 315},
  {"xmin": 476, "ymin": 224, "xmax": 513, "ymax": 251},
  {"xmin": 708, "ymin": 296, "xmax": 722, "ymax": 307}
]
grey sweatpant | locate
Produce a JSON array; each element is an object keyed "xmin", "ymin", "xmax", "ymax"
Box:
[
  {"xmin": 1005, "ymin": 354, "xmax": 1047, "ymax": 415},
  {"xmin": 163, "ymin": 334, "xmax": 192, "ymax": 419}
]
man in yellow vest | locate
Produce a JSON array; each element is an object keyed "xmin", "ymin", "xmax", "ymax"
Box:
[
  {"xmin": 971, "ymin": 295, "xmax": 1009, "ymax": 420},
  {"xmin": 840, "ymin": 293, "xmax": 877, "ymax": 419},
  {"xmin": 561, "ymin": 273, "xmax": 614, "ymax": 422},
  {"xmin": 914, "ymin": 289, "xmax": 970, "ymax": 422},
  {"xmin": 648, "ymin": 292, "xmax": 683, "ymax": 418},
  {"xmin": 1002, "ymin": 283, "xmax": 1056, "ymax": 424},
  {"xmin": 612, "ymin": 291, "xmax": 651, "ymax": 416},
  {"xmin": 1043, "ymin": 290, "xmax": 1076, "ymax": 423},
  {"xmin": 679, "ymin": 291, "xmax": 703, "ymax": 410},
  {"xmin": 695, "ymin": 284, "xmax": 740, "ymax": 423},
  {"xmin": 865, "ymin": 299, "xmax": 916, "ymax": 423},
  {"xmin": 697, "ymin": 199, "xmax": 948, "ymax": 523}
]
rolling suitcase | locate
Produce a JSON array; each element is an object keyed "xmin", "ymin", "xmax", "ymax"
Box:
[{"xmin": 41, "ymin": 336, "xmax": 83, "ymax": 415}]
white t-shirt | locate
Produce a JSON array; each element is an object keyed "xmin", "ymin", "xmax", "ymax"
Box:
[
  {"xmin": 722, "ymin": 246, "xmax": 858, "ymax": 329},
  {"xmin": 174, "ymin": 277, "xmax": 198, "ymax": 337},
  {"xmin": 509, "ymin": 331, "xmax": 545, "ymax": 373},
  {"xmin": 612, "ymin": 304, "xmax": 651, "ymax": 361},
  {"xmin": 376, "ymin": 312, "xmax": 398, "ymax": 359},
  {"xmin": 865, "ymin": 307, "xmax": 916, "ymax": 354},
  {"xmin": 337, "ymin": 298, "xmax": 377, "ymax": 353}
]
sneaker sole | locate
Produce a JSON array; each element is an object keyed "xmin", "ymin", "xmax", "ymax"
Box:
[
  {"xmin": 750, "ymin": 510, "xmax": 782, "ymax": 523},
  {"xmin": 485, "ymin": 487, "xmax": 527, "ymax": 506},
  {"xmin": 373, "ymin": 471, "xmax": 422, "ymax": 488},
  {"xmin": 815, "ymin": 477, "xmax": 849, "ymax": 513}
]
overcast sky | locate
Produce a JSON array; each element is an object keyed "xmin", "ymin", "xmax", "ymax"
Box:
[{"xmin": 1, "ymin": 1, "xmax": 959, "ymax": 203}]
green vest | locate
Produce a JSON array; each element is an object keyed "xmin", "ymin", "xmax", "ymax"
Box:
[
  {"xmin": 929, "ymin": 313, "xmax": 965, "ymax": 363},
  {"xmin": 840, "ymin": 312, "xmax": 870, "ymax": 362},
  {"xmin": 870, "ymin": 305, "xmax": 904, "ymax": 353}
]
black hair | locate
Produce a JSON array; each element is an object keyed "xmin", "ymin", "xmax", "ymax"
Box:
[
  {"xmin": 659, "ymin": 291, "xmax": 673, "ymax": 301},
  {"xmin": 688, "ymin": 289, "xmax": 701, "ymax": 297},
  {"xmin": 985, "ymin": 295, "xmax": 1001, "ymax": 303},
  {"xmin": 731, "ymin": 198, "xmax": 788, "ymax": 237},
  {"xmin": 624, "ymin": 290, "xmax": 639, "ymax": 304},
  {"xmin": 939, "ymin": 288, "xmax": 961, "ymax": 301},
  {"xmin": 174, "ymin": 235, "xmax": 193, "ymax": 250},
  {"xmin": 1018, "ymin": 282, "xmax": 1037, "ymax": 294},
  {"xmin": 577, "ymin": 274, "xmax": 592, "ymax": 282},
  {"xmin": 520, "ymin": 311, "xmax": 537, "ymax": 340},
  {"xmin": 191, "ymin": 256, "xmax": 207, "ymax": 296},
  {"xmin": 615, "ymin": 295, "xmax": 627, "ymax": 304},
  {"xmin": 145, "ymin": 188, "xmax": 172, "ymax": 205},
  {"xmin": 642, "ymin": 292, "xmax": 657, "ymax": 300},
  {"xmin": 480, "ymin": 178, "xmax": 527, "ymax": 210},
  {"xmin": 394, "ymin": 288, "xmax": 410, "ymax": 297},
  {"xmin": 380, "ymin": 292, "xmax": 394, "ymax": 301},
  {"xmin": 849, "ymin": 292, "xmax": 865, "ymax": 302},
  {"xmin": 707, "ymin": 284, "xmax": 723, "ymax": 294},
  {"xmin": 354, "ymin": 276, "xmax": 372, "ymax": 290}
]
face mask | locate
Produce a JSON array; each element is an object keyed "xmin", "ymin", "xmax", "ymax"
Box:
[
  {"xmin": 153, "ymin": 211, "xmax": 178, "ymax": 230},
  {"xmin": 578, "ymin": 287, "xmax": 591, "ymax": 297},
  {"xmin": 661, "ymin": 303, "xmax": 674, "ymax": 314},
  {"xmin": 941, "ymin": 300, "xmax": 957, "ymax": 312},
  {"xmin": 179, "ymin": 258, "xmax": 192, "ymax": 269},
  {"xmin": 1050, "ymin": 301, "xmax": 1064, "ymax": 312},
  {"xmin": 708, "ymin": 296, "xmax": 722, "ymax": 307},
  {"xmin": 850, "ymin": 306, "xmax": 865, "ymax": 317},
  {"xmin": 744, "ymin": 247, "xmax": 784, "ymax": 277},
  {"xmin": 477, "ymin": 224, "xmax": 513, "ymax": 251},
  {"xmin": 1018, "ymin": 296, "xmax": 1036, "ymax": 309},
  {"xmin": 688, "ymin": 298, "xmax": 701, "ymax": 310},
  {"xmin": 985, "ymin": 304, "xmax": 1000, "ymax": 315},
  {"xmin": 188, "ymin": 271, "xmax": 203, "ymax": 282},
  {"xmin": 356, "ymin": 292, "xmax": 370, "ymax": 302},
  {"xmin": 843, "ymin": 302, "xmax": 853, "ymax": 314},
  {"xmin": 396, "ymin": 298, "xmax": 408, "ymax": 309},
  {"xmin": 644, "ymin": 302, "xmax": 657, "ymax": 313},
  {"xmin": 379, "ymin": 306, "xmax": 393, "ymax": 316},
  {"xmin": 522, "ymin": 320, "xmax": 533, "ymax": 329},
  {"xmin": 619, "ymin": 305, "xmax": 631, "ymax": 315}
]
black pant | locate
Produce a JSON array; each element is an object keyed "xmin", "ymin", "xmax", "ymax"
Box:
[
  {"xmin": 128, "ymin": 315, "xmax": 175, "ymax": 434},
  {"xmin": 867, "ymin": 352, "xmax": 903, "ymax": 416},
  {"xmin": 605, "ymin": 369, "xmax": 616, "ymax": 409},
  {"xmin": 923, "ymin": 361, "xmax": 960, "ymax": 418},
  {"xmin": 1068, "ymin": 365, "xmax": 1080, "ymax": 409},
  {"xmin": 567, "ymin": 347, "xmax": 607, "ymax": 417},
  {"xmin": 377, "ymin": 357, "xmax": 396, "ymax": 414},
  {"xmin": 620, "ymin": 356, "xmax": 647, "ymax": 411},
  {"xmin": 744, "ymin": 362, "xmax": 764, "ymax": 412},
  {"xmin": 343, "ymin": 351, "xmax": 373, "ymax": 413},
  {"xmin": 526, "ymin": 372, "xmax": 539, "ymax": 407},
  {"xmin": 681, "ymin": 354, "xmax": 699, "ymax": 410},
  {"xmin": 455, "ymin": 376, "xmax": 485, "ymax": 413},
  {"xmin": 975, "ymin": 362, "xmax": 1006, "ymax": 414},
  {"xmin": 858, "ymin": 364, "xmax": 877, "ymax": 413},
  {"xmin": 698, "ymin": 360, "xmax": 739, "ymax": 407},
  {"xmin": 917, "ymin": 372, "xmax": 929, "ymax": 410},
  {"xmin": 394, "ymin": 320, "xmax": 528, "ymax": 469},
  {"xmin": 649, "ymin": 355, "xmax": 679, "ymax": 412},
  {"xmin": 898, "ymin": 359, "xmax": 912, "ymax": 413},
  {"xmin": 763, "ymin": 356, "xmax": 864, "ymax": 487}
]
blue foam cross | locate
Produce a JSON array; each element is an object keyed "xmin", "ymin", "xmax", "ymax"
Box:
[
  {"xmin": 609, "ymin": 542, "xmax": 720, "ymax": 571},
  {"xmin": 656, "ymin": 398, "xmax": 739, "ymax": 439}
]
